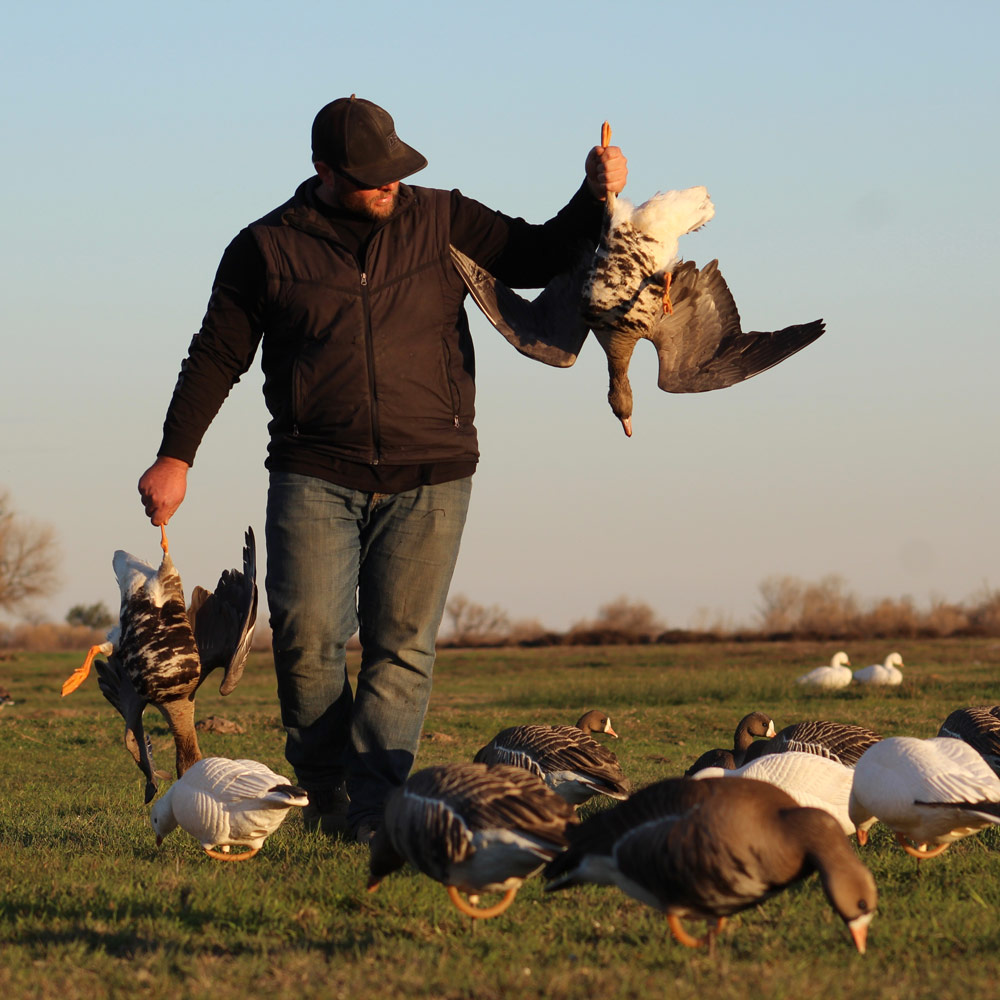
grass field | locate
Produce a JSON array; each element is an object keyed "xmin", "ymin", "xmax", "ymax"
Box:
[{"xmin": 2, "ymin": 638, "xmax": 999, "ymax": 999}]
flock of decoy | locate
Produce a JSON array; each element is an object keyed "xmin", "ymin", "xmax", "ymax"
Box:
[{"xmin": 51, "ymin": 527, "xmax": 1000, "ymax": 955}]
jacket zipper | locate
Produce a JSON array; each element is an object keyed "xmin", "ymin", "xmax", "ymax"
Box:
[{"xmin": 360, "ymin": 270, "xmax": 380, "ymax": 464}]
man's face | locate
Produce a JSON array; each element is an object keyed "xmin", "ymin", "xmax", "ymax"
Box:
[
  {"xmin": 315, "ymin": 162, "xmax": 399, "ymax": 219},
  {"xmin": 337, "ymin": 178, "xmax": 400, "ymax": 220}
]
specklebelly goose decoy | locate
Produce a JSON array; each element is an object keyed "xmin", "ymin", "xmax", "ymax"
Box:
[
  {"xmin": 684, "ymin": 711, "xmax": 775, "ymax": 775},
  {"xmin": 742, "ymin": 719, "xmax": 883, "ymax": 768},
  {"xmin": 937, "ymin": 706, "xmax": 1000, "ymax": 777},
  {"xmin": 473, "ymin": 709, "xmax": 630, "ymax": 805},
  {"xmin": 367, "ymin": 762, "xmax": 578, "ymax": 918},
  {"xmin": 544, "ymin": 776, "xmax": 876, "ymax": 953},
  {"xmin": 796, "ymin": 651, "xmax": 853, "ymax": 689},
  {"xmin": 691, "ymin": 750, "xmax": 857, "ymax": 837},
  {"xmin": 450, "ymin": 122, "xmax": 824, "ymax": 437},
  {"xmin": 849, "ymin": 736, "xmax": 1000, "ymax": 857},
  {"xmin": 0, "ymin": 684, "xmax": 13, "ymax": 708},
  {"xmin": 150, "ymin": 756, "xmax": 308, "ymax": 860},
  {"xmin": 61, "ymin": 526, "xmax": 257, "ymax": 795},
  {"xmin": 852, "ymin": 652, "xmax": 904, "ymax": 686}
]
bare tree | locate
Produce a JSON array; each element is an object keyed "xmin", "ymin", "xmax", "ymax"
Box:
[
  {"xmin": 0, "ymin": 490, "xmax": 60, "ymax": 615},
  {"xmin": 444, "ymin": 593, "xmax": 511, "ymax": 646}
]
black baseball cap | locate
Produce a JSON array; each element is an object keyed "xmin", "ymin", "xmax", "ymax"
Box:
[{"xmin": 311, "ymin": 95, "xmax": 427, "ymax": 188}]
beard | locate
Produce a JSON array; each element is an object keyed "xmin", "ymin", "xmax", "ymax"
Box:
[{"xmin": 340, "ymin": 186, "xmax": 398, "ymax": 220}]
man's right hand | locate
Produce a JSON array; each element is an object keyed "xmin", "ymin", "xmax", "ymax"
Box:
[{"xmin": 137, "ymin": 456, "xmax": 190, "ymax": 526}]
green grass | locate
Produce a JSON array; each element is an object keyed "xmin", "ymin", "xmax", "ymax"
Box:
[{"xmin": 2, "ymin": 639, "xmax": 1000, "ymax": 999}]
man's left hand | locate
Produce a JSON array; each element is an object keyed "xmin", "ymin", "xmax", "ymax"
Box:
[{"xmin": 586, "ymin": 143, "xmax": 628, "ymax": 201}]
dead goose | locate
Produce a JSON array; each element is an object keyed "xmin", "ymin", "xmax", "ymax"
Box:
[
  {"xmin": 150, "ymin": 756, "xmax": 308, "ymax": 860},
  {"xmin": 937, "ymin": 706, "xmax": 1000, "ymax": 776},
  {"xmin": 742, "ymin": 719, "xmax": 883, "ymax": 768},
  {"xmin": 473, "ymin": 709, "xmax": 630, "ymax": 804},
  {"xmin": 684, "ymin": 711, "xmax": 775, "ymax": 775},
  {"xmin": 450, "ymin": 122, "xmax": 824, "ymax": 437},
  {"xmin": 367, "ymin": 762, "xmax": 577, "ymax": 918},
  {"xmin": 544, "ymin": 776, "xmax": 876, "ymax": 953},
  {"xmin": 62, "ymin": 526, "xmax": 257, "ymax": 790}
]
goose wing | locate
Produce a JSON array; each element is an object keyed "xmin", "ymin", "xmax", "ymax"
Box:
[
  {"xmin": 450, "ymin": 244, "xmax": 592, "ymax": 367},
  {"xmin": 475, "ymin": 724, "xmax": 629, "ymax": 798},
  {"xmin": 938, "ymin": 707, "xmax": 1000, "ymax": 775},
  {"xmin": 649, "ymin": 260, "xmax": 824, "ymax": 392},
  {"xmin": 188, "ymin": 527, "xmax": 258, "ymax": 696}
]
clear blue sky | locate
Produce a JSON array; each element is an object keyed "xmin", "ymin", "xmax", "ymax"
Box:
[{"xmin": 2, "ymin": 0, "xmax": 997, "ymax": 631}]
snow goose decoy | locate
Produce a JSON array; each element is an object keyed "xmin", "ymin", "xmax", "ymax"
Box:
[
  {"xmin": 742, "ymin": 719, "xmax": 883, "ymax": 768},
  {"xmin": 937, "ymin": 706, "xmax": 1000, "ymax": 777},
  {"xmin": 849, "ymin": 736, "xmax": 1000, "ymax": 857},
  {"xmin": 61, "ymin": 526, "xmax": 257, "ymax": 793},
  {"xmin": 150, "ymin": 756, "xmax": 307, "ymax": 860},
  {"xmin": 684, "ymin": 711, "xmax": 775, "ymax": 775},
  {"xmin": 852, "ymin": 652, "xmax": 904, "ymax": 686},
  {"xmin": 450, "ymin": 122, "xmax": 824, "ymax": 438},
  {"xmin": 367, "ymin": 762, "xmax": 578, "ymax": 919},
  {"xmin": 691, "ymin": 750, "xmax": 857, "ymax": 837},
  {"xmin": 796, "ymin": 651, "xmax": 853, "ymax": 689},
  {"xmin": 544, "ymin": 776, "xmax": 876, "ymax": 953},
  {"xmin": 473, "ymin": 709, "xmax": 630, "ymax": 805}
]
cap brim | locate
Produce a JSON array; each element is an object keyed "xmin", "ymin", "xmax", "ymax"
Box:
[{"xmin": 347, "ymin": 143, "xmax": 427, "ymax": 188}]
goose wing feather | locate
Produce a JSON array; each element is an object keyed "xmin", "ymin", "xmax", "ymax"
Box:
[
  {"xmin": 449, "ymin": 244, "xmax": 591, "ymax": 368},
  {"xmin": 474, "ymin": 724, "xmax": 629, "ymax": 798},
  {"xmin": 187, "ymin": 527, "xmax": 258, "ymax": 696},
  {"xmin": 647, "ymin": 260, "xmax": 825, "ymax": 393}
]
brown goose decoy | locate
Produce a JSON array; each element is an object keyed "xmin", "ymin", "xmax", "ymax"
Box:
[
  {"xmin": 450, "ymin": 122, "xmax": 824, "ymax": 438},
  {"xmin": 544, "ymin": 776, "xmax": 876, "ymax": 953},
  {"xmin": 367, "ymin": 762, "xmax": 577, "ymax": 919},
  {"xmin": 474, "ymin": 709, "xmax": 630, "ymax": 805},
  {"xmin": 62, "ymin": 526, "xmax": 257, "ymax": 795},
  {"xmin": 742, "ymin": 719, "xmax": 883, "ymax": 768},
  {"xmin": 685, "ymin": 711, "xmax": 776, "ymax": 775},
  {"xmin": 937, "ymin": 707, "xmax": 1000, "ymax": 777}
]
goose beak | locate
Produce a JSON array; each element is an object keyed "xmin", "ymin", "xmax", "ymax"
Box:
[
  {"xmin": 856, "ymin": 827, "xmax": 868, "ymax": 846},
  {"xmin": 847, "ymin": 912, "xmax": 872, "ymax": 954},
  {"xmin": 155, "ymin": 835, "xmax": 163, "ymax": 846},
  {"xmin": 621, "ymin": 416, "xmax": 632, "ymax": 438}
]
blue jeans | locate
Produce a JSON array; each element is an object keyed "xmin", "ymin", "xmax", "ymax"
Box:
[{"xmin": 265, "ymin": 471, "xmax": 472, "ymax": 828}]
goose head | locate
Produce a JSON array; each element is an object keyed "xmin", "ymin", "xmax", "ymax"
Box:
[{"xmin": 575, "ymin": 710, "xmax": 618, "ymax": 737}]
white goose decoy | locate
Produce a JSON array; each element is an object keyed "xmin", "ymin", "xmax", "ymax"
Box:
[
  {"xmin": 691, "ymin": 750, "xmax": 857, "ymax": 837},
  {"xmin": 796, "ymin": 651, "xmax": 853, "ymax": 689},
  {"xmin": 849, "ymin": 736, "xmax": 1000, "ymax": 858},
  {"xmin": 450, "ymin": 122, "xmax": 824, "ymax": 438},
  {"xmin": 852, "ymin": 652, "xmax": 904, "ymax": 686},
  {"xmin": 367, "ymin": 762, "xmax": 578, "ymax": 919},
  {"xmin": 684, "ymin": 711, "xmax": 776, "ymax": 775},
  {"xmin": 544, "ymin": 776, "xmax": 876, "ymax": 953},
  {"xmin": 937, "ymin": 706, "xmax": 1000, "ymax": 777},
  {"xmin": 150, "ymin": 756, "xmax": 308, "ymax": 860},
  {"xmin": 742, "ymin": 719, "xmax": 883, "ymax": 768},
  {"xmin": 62, "ymin": 526, "xmax": 257, "ymax": 798},
  {"xmin": 473, "ymin": 709, "xmax": 630, "ymax": 805}
]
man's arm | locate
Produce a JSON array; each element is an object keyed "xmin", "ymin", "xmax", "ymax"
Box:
[
  {"xmin": 450, "ymin": 141, "xmax": 627, "ymax": 288},
  {"xmin": 138, "ymin": 230, "xmax": 265, "ymax": 525}
]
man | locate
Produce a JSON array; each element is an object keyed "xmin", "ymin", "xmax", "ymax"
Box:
[{"xmin": 138, "ymin": 96, "xmax": 627, "ymax": 842}]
